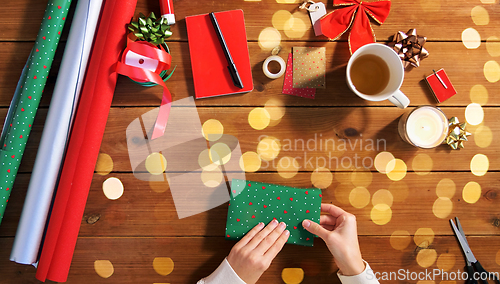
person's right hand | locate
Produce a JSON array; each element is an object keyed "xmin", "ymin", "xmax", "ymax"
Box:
[
  {"xmin": 302, "ymin": 203, "xmax": 365, "ymax": 276},
  {"xmin": 227, "ymin": 219, "xmax": 290, "ymax": 284}
]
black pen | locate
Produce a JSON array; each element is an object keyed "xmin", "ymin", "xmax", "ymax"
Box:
[{"xmin": 209, "ymin": 12, "xmax": 244, "ymax": 89}]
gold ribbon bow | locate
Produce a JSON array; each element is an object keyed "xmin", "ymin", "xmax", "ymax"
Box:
[{"xmin": 446, "ymin": 117, "xmax": 471, "ymax": 150}]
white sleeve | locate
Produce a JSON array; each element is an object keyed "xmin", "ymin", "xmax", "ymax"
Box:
[
  {"xmin": 337, "ymin": 261, "xmax": 380, "ymax": 284},
  {"xmin": 197, "ymin": 258, "xmax": 247, "ymax": 284}
]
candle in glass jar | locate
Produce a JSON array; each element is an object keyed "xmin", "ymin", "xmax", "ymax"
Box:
[{"xmin": 398, "ymin": 106, "xmax": 448, "ymax": 148}]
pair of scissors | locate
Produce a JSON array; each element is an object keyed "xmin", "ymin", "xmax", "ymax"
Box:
[{"xmin": 450, "ymin": 217, "xmax": 500, "ymax": 284}]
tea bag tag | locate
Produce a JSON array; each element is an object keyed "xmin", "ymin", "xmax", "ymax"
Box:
[{"xmin": 306, "ymin": 2, "xmax": 327, "ymax": 36}]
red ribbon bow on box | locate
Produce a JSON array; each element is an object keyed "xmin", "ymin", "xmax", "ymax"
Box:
[{"xmin": 320, "ymin": 0, "xmax": 391, "ymax": 54}]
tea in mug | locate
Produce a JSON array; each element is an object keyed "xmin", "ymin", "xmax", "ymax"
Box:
[{"xmin": 350, "ymin": 54, "xmax": 390, "ymax": 96}]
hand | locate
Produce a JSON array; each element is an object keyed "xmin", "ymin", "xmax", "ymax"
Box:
[
  {"xmin": 227, "ymin": 220, "xmax": 290, "ymax": 284},
  {"xmin": 302, "ymin": 203, "xmax": 365, "ymax": 276}
]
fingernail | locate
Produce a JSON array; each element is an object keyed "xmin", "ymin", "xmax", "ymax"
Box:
[
  {"xmin": 302, "ymin": 220, "xmax": 310, "ymax": 228},
  {"xmin": 279, "ymin": 222, "xmax": 286, "ymax": 229},
  {"xmin": 272, "ymin": 219, "xmax": 278, "ymax": 225},
  {"xmin": 284, "ymin": 230, "xmax": 290, "ymax": 236},
  {"xmin": 258, "ymin": 222, "xmax": 264, "ymax": 228}
]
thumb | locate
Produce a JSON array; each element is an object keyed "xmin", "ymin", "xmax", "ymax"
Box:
[{"xmin": 302, "ymin": 219, "xmax": 329, "ymax": 240}]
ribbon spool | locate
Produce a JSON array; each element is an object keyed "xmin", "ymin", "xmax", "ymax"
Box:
[
  {"xmin": 263, "ymin": 55, "xmax": 286, "ymax": 79},
  {"xmin": 121, "ymin": 40, "xmax": 174, "ymax": 87}
]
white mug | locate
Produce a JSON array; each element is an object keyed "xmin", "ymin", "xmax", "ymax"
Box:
[{"xmin": 346, "ymin": 43, "xmax": 410, "ymax": 109}]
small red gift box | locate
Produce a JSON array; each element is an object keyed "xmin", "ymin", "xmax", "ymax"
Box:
[{"xmin": 425, "ymin": 68, "xmax": 457, "ymax": 103}]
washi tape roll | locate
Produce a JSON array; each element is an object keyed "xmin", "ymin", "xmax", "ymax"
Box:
[{"xmin": 262, "ymin": 55, "xmax": 286, "ymax": 79}]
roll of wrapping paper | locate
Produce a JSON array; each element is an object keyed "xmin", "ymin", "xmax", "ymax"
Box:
[
  {"xmin": 10, "ymin": 0, "xmax": 104, "ymax": 265},
  {"xmin": 35, "ymin": 0, "xmax": 138, "ymax": 282},
  {"xmin": 0, "ymin": 0, "xmax": 72, "ymax": 224}
]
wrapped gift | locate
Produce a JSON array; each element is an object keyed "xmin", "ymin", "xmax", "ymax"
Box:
[{"xmin": 226, "ymin": 179, "xmax": 322, "ymax": 247}]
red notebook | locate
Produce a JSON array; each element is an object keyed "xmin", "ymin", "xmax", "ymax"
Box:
[{"xmin": 186, "ymin": 10, "xmax": 253, "ymax": 98}]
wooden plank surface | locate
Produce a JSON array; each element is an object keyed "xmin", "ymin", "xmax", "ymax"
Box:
[
  {"xmin": 1, "ymin": 41, "xmax": 498, "ymax": 107},
  {"xmin": 1, "ymin": 172, "xmax": 499, "ymax": 237},
  {"xmin": 1, "ymin": 236, "xmax": 500, "ymax": 284},
  {"xmin": 2, "ymin": 0, "xmax": 500, "ymax": 42},
  {"xmin": 5, "ymin": 107, "xmax": 498, "ymax": 173}
]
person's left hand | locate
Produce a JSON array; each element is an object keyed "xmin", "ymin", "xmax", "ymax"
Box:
[{"xmin": 227, "ymin": 220, "xmax": 290, "ymax": 284}]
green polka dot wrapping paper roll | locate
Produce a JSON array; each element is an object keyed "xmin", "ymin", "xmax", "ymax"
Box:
[
  {"xmin": 226, "ymin": 179, "xmax": 322, "ymax": 247},
  {"xmin": 0, "ymin": 0, "xmax": 72, "ymax": 224}
]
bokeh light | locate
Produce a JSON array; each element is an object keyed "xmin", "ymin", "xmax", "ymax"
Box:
[
  {"xmin": 486, "ymin": 36, "xmax": 500, "ymax": 57},
  {"xmin": 470, "ymin": 84, "xmax": 489, "ymax": 105},
  {"xmin": 258, "ymin": 27, "xmax": 281, "ymax": 50},
  {"xmin": 484, "ymin": 60, "xmax": 500, "ymax": 82},
  {"xmin": 264, "ymin": 98, "xmax": 286, "ymax": 122},
  {"xmin": 461, "ymin": 28, "xmax": 481, "ymax": 49},
  {"xmin": 335, "ymin": 183, "xmax": 353, "ymax": 205},
  {"xmin": 272, "ymin": 10, "xmax": 293, "ymax": 31},
  {"xmin": 149, "ymin": 178, "xmax": 168, "ymax": 193},
  {"xmin": 209, "ymin": 143, "xmax": 232, "ymax": 165},
  {"xmin": 436, "ymin": 178, "xmax": 456, "ymax": 198},
  {"xmin": 420, "ymin": 0, "xmax": 441, "ymax": 12},
  {"xmin": 474, "ymin": 126, "xmax": 493, "ymax": 148},
  {"xmin": 145, "ymin": 152, "xmax": 167, "ymax": 175},
  {"xmin": 374, "ymin": 151, "xmax": 395, "ymax": 174},
  {"xmin": 462, "ymin": 181, "xmax": 481, "ymax": 204},
  {"xmin": 102, "ymin": 177, "xmax": 124, "ymax": 200},
  {"xmin": 248, "ymin": 107, "xmax": 271, "ymax": 130},
  {"xmin": 202, "ymin": 119, "xmax": 224, "ymax": 141},
  {"xmin": 94, "ymin": 260, "xmax": 114, "ymax": 278},
  {"xmin": 281, "ymin": 268, "xmax": 304, "ymax": 284},
  {"xmin": 239, "ymin": 151, "xmax": 262, "ymax": 172},
  {"xmin": 311, "ymin": 167, "xmax": 333, "ymax": 189},
  {"xmin": 95, "ymin": 153, "xmax": 113, "ymax": 175},
  {"xmin": 432, "ymin": 197, "xmax": 453, "ymax": 219},
  {"xmin": 349, "ymin": 187, "xmax": 371, "ymax": 209},
  {"xmin": 417, "ymin": 249, "xmax": 438, "ymax": 268},
  {"xmin": 153, "ymin": 257, "xmax": 174, "ymax": 276},
  {"xmin": 390, "ymin": 230, "xmax": 411, "ymax": 250},
  {"xmin": 277, "ymin": 156, "xmax": 300, "ymax": 179},
  {"xmin": 414, "ymin": 228, "xmax": 435, "ymax": 248},
  {"xmin": 257, "ymin": 137, "xmax": 281, "ymax": 161},
  {"xmin": 388, "ymin": 181, "xmax": 410, "ymax": 203},
  {"xmin": 465, "ymin": 103, "xmax": 484, "ymax": 126},
  {"xmin": 471, "ymin": 6, "xmax": 489, "ymax": 25},
  {"xmin": 371, "ymin": 204, "xmax": 392, "ymax": 225},
  {"xmin": 284, "ymin": 12, "xmax": 308, "ymax": 38},
  {"xmin": 437, "ymin": 253, "xmax": 456, "ymax": 271},
  {"xmin": 386, "ymin": 159, "xmax": 407, "ymax": 181},
  {"xmin": 470, "ymin": 153, "xmax": 489, "ymax": 176},
  {"xmin": 372, "ymin": 189, "xmax": 394, "ymax": 207},
  {"xmin": 198, "ymin": 149, "xmax": 218, "ymax": 171},
  {"xmin": 412, "ymin": 153, "xmax": 433, "ymax": 175}
]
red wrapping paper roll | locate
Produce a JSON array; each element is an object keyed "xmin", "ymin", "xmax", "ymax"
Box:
[{"xmin": 35, "ymin": 0, "xmax": 137, "ymax": 282}]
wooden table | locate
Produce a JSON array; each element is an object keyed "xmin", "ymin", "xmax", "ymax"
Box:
[{"xmin": 1, "ymin": 0, "xmax": 499, "ymax": 283}]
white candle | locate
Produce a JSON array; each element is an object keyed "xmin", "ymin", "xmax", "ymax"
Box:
[{"xmin": 399, "ymin": 106, "xmax": 448, "ymax": 148}]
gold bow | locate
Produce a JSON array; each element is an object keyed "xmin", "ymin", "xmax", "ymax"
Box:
[{"xmin": 446, "ymin": 117, "xmax": 472, "ymax": 150}]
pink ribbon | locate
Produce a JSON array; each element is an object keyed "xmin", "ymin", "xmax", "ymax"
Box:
[{"xmin": 116, "ymin": 37, "xmax": 172, "ymax": 139}]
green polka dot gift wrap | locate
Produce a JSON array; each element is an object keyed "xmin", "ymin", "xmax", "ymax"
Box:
[{"xmin": 226, "ymin": 179, "xmax": 322, "ymax": 247}]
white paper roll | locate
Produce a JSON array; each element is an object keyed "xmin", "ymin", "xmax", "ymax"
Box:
[
  {"xmin": 10, "ymin": 0, "xmax": 104, "ymax": 265},
  {"xmin": 262, "ymin": 55, "xmax": 286, "ymax": 79}
]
